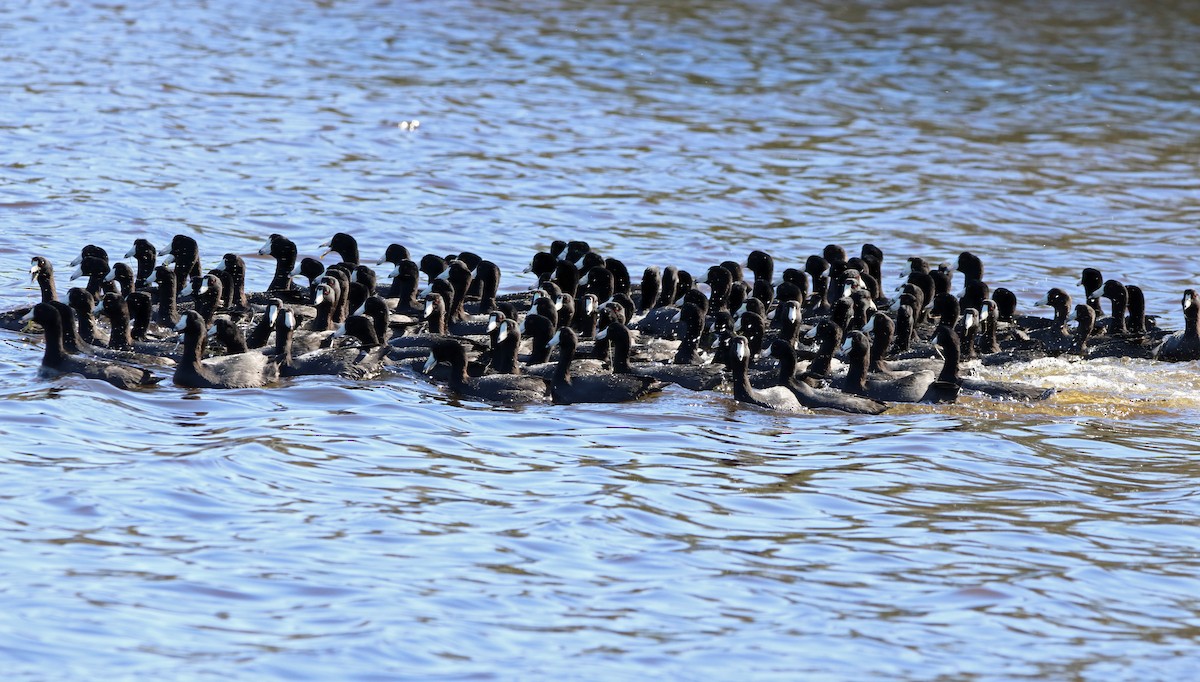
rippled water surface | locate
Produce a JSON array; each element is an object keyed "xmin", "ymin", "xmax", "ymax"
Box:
[{"xmin": 3, "ymin": 0, "xmax": 1200, "ymax": 679}]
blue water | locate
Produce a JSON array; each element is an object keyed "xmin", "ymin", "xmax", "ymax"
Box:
[{"xmin": 3, "ymin": 0, "xmax": 1200, "ymax": 679}]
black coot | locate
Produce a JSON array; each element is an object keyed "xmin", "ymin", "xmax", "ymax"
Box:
[
  {"xmin": 24, "ymin": 303, "xmax": 159, "ymax": 390},
  {"xmin": 125, "ymin": 239, "xmax": 158, "ymax": 289},
  {"xmin": 209, "ymin": 317, "xmax": 249, "ymax": 355},
  {"xmin": 760, "ymin": 339, "xmax": 887, "ymax": 414},
  {"xmin": 1153, "ymin": 290, "xmax": 1200, "ymax": 362},
  {"xmin": 599, "ymin": 321, "xmax": 726, "ymax": 391},
  {"xmin": 545, "ymin": 327, "xmax": 666, "ymax": 404},
  {"xmin": 838, "ymin": 330, "xmax": 940, "ymax": 403},
  {"xmin": 274, "ymin": 310, "xmax": 388, "ymax": 379},
  {"xmin": 320, "ymin": 232, "xmax": 360, "ymax": 266},
  {"xmin": 162, "ymin": 235, "xmax": 200, "ymax": 295},
  {"xmin": 173, "ymin": 310, "xmax": 279, "ymax": 389},
  {"xmin": 422, "ymin": 339, "xmax": 550, "ymax": 403},
  {"xmin": 729, "ymin": 335, "xmax": 805, "ymax": 412}
]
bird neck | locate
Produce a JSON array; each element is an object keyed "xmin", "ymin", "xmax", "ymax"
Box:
[
  {"xmin": 38, "ymin": 273, "xmax": 56, "ymax": 304},
  {"xmin": 41, "ymin": 313, "xmax": 66, "ymax": 365}
]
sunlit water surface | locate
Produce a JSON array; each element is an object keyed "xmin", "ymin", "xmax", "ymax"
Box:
[{"xmin": 2, "ymin": 0, "xmax": 1200, "ymax": 679}]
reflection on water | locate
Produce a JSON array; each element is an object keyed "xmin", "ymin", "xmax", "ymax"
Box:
[{"xmin": 3, "ymin": 0, "xmax": 1200, "ymax": 678}]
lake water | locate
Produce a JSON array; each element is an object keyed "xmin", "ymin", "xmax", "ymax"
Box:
[{"xmin": 2, "ymin": 0, "xmax": 1200, "ymax": 679}]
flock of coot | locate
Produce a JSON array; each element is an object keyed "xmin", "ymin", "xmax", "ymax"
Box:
[{"xmin": 7, "ymin": 233, "xmax": 1199, "ymax": 414}]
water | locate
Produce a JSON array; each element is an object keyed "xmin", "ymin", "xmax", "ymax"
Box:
[{"xmin": 3, "ymin": 0, "xmax": 1200, "ymax": 678}]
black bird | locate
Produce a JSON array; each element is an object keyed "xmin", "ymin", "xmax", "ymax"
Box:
[
  {"xmin": 1079, "ymin": 267, "xmax": 1104, "ymax": 314},
  {"xmin": 275, "ymin": 310, "xmax": 388, "ymax": 379},
  {"xmin": 146, "ymin": 266, "xmax": 180, "ymax": 329},
  {"xmin": 245, "ymin": 299, "xmax": 282, "ymax": 349},
  {"xmin": 377, "ymin": 243, "xmax": 410, "ymax": 269},
  {"xmin": 729, "ymin": 335, "xmax": 806, "ymax": 412},
  {"xmin": 638, "ymin": 266, "xmax": 661, "ymax": 314},
  {"xmin": 258, "ymin": 234, "xmax": 308, "ymax": 301},
  {"xmin": 162, "ymin": 235, "xmax": 200, "ymax": 295},
  {"xmin": 545, "ymin": 327, "xmax": 666, "ymax": 404},
  {"xmin": 422, "ymin": 339, "xmax": 551, "ymax": 403},
  {"xmin": 320, "ymin": 232, "xmax": 360, "ymax": 266},
  {"xmin": 1153, "ymin": 290, "xmax": 1200, "ymax": 362},
  {"xmin": 215, "ymin": 253, "xmax": 251, "ymax": 309},
  {"xmin": 386, "ymin": 259, "xmax": 424, "ymax": 315},
  {"xmin": 23, "ymin": 303, "xmax": 159, "ymax": 390},
  {"xmin": 173, "ymin": 310, "xmax": 279, "ymax": 389},
  {"xmin": 105, "ymin": 262, "xmax": 136, "ymax": 297},
  {"xmin": 760, "ymin": 338, "xmax": 888, "ymax": 414},
  {"xmin": 208, "ymin": 317, "xmax": 249, "ymax": 355},
  {"xmin": 68, "ymin": 288, "xmax": 108, "ymax": 346},
  {"xmin": 599, "ymin": 320, "xmax": 725, "ymax": 391},
  {"xmin": 837, "ymin": 330, "xmax": 947, "ymax": 403},
  {"xmin": 71, "ymin": 256, "xmax": 111, "ymax": 297},
  {"xmin": 30, "ymin": 256, "xmax": 57, "ymax": 303},
  {"xmin": 125, "ymin": 239, "xmax": 158, "ymax": 289}
]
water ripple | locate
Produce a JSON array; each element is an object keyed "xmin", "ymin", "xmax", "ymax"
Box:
[{"xmin": 3, "ymin": 0, "xmax": 1200, "ymax": 679}]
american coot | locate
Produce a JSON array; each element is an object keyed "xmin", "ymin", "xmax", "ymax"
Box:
[
  {"xmin": 69, "ymin": 244, "xmax": 108, "ymax": 270},
  {"xmin": 208, "ymin": 318, "xmax": 249, "ymax": 355},
  {"xmin": 761, "ymin": 339, "xmax": 887, "ymax": 414},
  {"xmin": 31, "ymin": 256, "xmax": 56, "ymax": 304},
  {"xmin": 352, "ymin": 295, "xmax": 396, "ymax": 343},
  {"xmin": 606, "ymin": 258, "xmax": 632, "ymax": 297},
  {"xmin": 467, "ymin": 260, "xmax": 502, "ymax": 316},
  {"xmin": 862, "ymin": 311, "xmax": 939, "ymax": 375},
  {"xmin": 215, "ymin": 253, "xmax": 251, "ymax": 309},
  {"xmin": 1079, "ymin": 267, "xmax": 1104, "ymax": 314},
  {"xmin": 93, "ymin": 292, "xmax": 168, "ymax": 357},
  {"xmin": 944, "ymin": 320, "xmax": 1055, "ymax": 401},
  {"xmin": 523, "ymin": 312, "xmax": 608, "ymax": 380},
  {"xmin": 173, "ymin": 310, "xmax": 279, "ymax": 389},
  {"xmin": 258, "ymin": 234, "xmax": 309, "ymax": 301},
  {"xmin": 545, "ymin": 327, "xmax": 665, "ymax": 404},
  {"xmin": 126, "ymin": 291, "xmax": 163, "ymax": 344},
  {"xmin": 162, "ymin": 234, "xmax": 201, "ymax": 295},
  {"xmin": 1028, "ymin": 288, "xmax": 1075, "ymax": 353},
  {"xmin": 68, "ymin": 288, "xmax": 109, "ymax": 347},
  {"xmin": 422, "ymin": 339, "xmax": 550, "ymax": 403},
  {"xmin": 245, "ymin": 299, "xmax": 281, "ymax": 349},
  {"xmin": 23, "ymin": 303, "xmax": 160, "ymax": 390},
  {"xmin": 599, "ymin": 321, "xmax": 726, "ymax": 391},
  {"xmin": 803, "ymin": 318, "xmax": 844, "ymax": 379},
  {"xmin": 321, "ymin": 268, "xmax": 353, "ymax": 325},
  {"xmin": 387, "ymin": 259, "xmax": 424, "ymax": 315},
  {"xmin": 976, "ymin": 300, "xmax": 1001, "ymax": 355},
  {"xmin": 189, "ymin": 274, "xmax": 224, "ymax": 326},
  {"xmin": 71, "ymin": 255, "xmax": 112, "ymax": 298},
  {"xmin": 1097, "ymin": 279, "xmax": 1129, "ymax": 335},
  {"xmin": 838, "ymin": 330, "xmax": 941, "ymax": 403},
  {"xmin": 274, "ymin": 311, "xmax": 388, "ymax": 380},
  {"xmin": 638, "ymin": 266, "xmax": 661, "ymax": 314},
  {"xmin": 146, "ymin": 266, "xmax": 180, "ymax": 329},
  {"xmin": 669, "ymin": 303, "xmax": 712, "ymax": 366},
  {"xmin": 571, "ymin": 293, "xmax": 599, "ymax": 338},
  {"xmin": 485, "ymin": 317, "xmax": 523, "ymax": 375},
  {"xmin": 1153, "ymin": 290, "xmax": 1200, "ymax": 362},
  {"xmin": 1, "ymin": 258, "xmax": 53, "ymax": 331},
  {"xmin": 729, "ymin": 335, "xmax": 806, "ymax": 412},
  {"xmin": 377, "ymin": 242, "xmax": 410, "ymax": 269},
  {"xmin": 320, "ymin": 232, "xmax": 360, "ymax": 266},
  {"xmin": 521, "ymin": 251, "xmax": 558, "ymax": 288},
  {"xmin": 49, "ymin": 301, "xmax": 175, "ymax": 366},
  {"xmin": 125, "ymin": 239, "xmax": 158, "ymax": 289},
  {"xmin": 105, "ymin": 262, "xmax": 136, "ymax": 298},
  {"xmin": 293, "ymin": 257, "xmax": 327, "ymax": 303}
]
